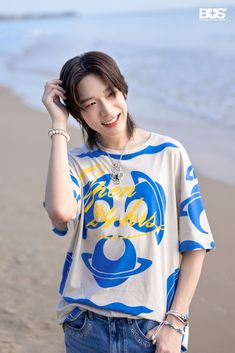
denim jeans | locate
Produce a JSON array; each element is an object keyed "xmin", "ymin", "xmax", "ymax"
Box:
[{"xmin": 62, "ymin": 309, "xmax": 160, "ymax": 353}]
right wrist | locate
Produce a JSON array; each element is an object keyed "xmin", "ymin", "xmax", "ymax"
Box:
[{"xmin": 51, "ymin": 122, "xmax": 68, "ymax": 130}]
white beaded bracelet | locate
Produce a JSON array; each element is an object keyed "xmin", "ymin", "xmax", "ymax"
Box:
[{"xmin": 48, "ymin": 129, "xmax": 70, "ymax": 142}]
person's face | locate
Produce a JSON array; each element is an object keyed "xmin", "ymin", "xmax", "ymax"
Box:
[{"xmin": 77, "ymin": 73, "xmax": 128, "ymax": 139}]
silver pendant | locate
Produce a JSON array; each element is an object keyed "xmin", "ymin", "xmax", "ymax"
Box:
[{"xmin": 110, "ymin": 162, "xmax": 124, "ymax": 184}]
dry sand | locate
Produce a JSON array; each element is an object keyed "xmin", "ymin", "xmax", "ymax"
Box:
[{"xmin": 0, "ymin": 86, "xmax": 233, "ymax": 353}]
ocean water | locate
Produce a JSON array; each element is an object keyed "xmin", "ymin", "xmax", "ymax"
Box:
[{"xmin": 0, "ymin": 8, "xmax": 235, "ymax": 185}]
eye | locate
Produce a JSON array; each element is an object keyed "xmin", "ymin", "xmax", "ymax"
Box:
[
  {"xmin": 108, "ymin": 91, "xmax": 116, "ymax": 97},
  {"xmin": 85, "ymin": 102, "xmax": 96, "ymax": 109}
]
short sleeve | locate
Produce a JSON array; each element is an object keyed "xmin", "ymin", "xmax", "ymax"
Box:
[
  {"xmin": 43, "ymin": 151, "xmax": 82, "ymax": 236},
  {"xmin": 175, "ymin": 143, "xmax": 216, "ymax": 254}
]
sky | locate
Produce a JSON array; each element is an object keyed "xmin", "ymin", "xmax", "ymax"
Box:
[{"xmin": 2, "ymin": 0, "xmax": 235, "ymax": 15}]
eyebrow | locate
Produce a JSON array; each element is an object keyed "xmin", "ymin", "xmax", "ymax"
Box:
[{"xmin": 80, "ymin": 86, "xmax": 112, "ymax": 105}]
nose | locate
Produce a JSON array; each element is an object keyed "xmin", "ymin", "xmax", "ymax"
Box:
[{"xmin": 99, "ymin": 99, "xmax": 112, "ymax": 117}]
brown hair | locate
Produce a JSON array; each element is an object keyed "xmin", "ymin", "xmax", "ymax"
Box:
[{"xmin": 59, "ymin": 51, "xmax": 136, "ymax": 149}]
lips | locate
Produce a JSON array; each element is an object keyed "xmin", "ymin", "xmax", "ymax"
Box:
[{"xmin": 102, "ymin": 113, "xmax": 121, "ymax": 125}]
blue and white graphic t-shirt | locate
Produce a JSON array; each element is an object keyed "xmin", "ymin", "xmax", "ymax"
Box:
[{"xmin": 44, "ymin": 131, "xmax": 216, "ymax": 352}]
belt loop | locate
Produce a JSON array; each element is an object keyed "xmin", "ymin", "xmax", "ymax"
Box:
[
  {"xmin": 87, "ymin": 310, "xmax": 94, "ymax": 320},
  {"xmin": 127, "ymin": 318, "xmax": 133, "ymax": 325}
]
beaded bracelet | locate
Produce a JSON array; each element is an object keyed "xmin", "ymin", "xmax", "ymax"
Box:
[{"xmin": 48, "ymin": 129, "xmax": 70, "ymax": 142}]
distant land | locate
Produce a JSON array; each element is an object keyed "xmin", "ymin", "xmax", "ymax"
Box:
[{"xmin": 0, "ymin": 11, "xmax": 79, "ymax": 21}]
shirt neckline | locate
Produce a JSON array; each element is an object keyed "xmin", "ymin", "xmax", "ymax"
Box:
[{"xmin": 97, "ymin": 131, "xmax": 154, "ymax": 155}]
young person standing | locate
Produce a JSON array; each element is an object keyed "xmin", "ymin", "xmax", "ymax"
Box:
[{"xmin": 42, "ymin": 51, "xmax": 216, "ymax": 353}]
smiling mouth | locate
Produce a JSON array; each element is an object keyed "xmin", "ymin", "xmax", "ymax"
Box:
[{"xmin": 102, "ymin": 113, "xmax": 121, "ymax": 125}]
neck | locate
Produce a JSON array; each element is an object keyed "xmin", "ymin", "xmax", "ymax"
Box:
[{"xmin": 97, "ymin": 129, "xmax": 135, "ymax": 150}]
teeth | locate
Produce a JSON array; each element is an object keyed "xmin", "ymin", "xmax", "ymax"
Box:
[{"xmin": 103, "ymin": 114, "xmax": 119, "ymax": 125}]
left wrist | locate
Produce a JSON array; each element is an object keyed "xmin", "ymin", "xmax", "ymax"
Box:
[
  {"xmin": 166, "ymin": 309, "xmax": 189, "ymax": 324},
  {"xmin": 165, "ymin": 314, "xmax": 185, "ymax": 327},
  {"xmin": 162, "ymin": 319, "xmax": 185, "ymax": 336}
]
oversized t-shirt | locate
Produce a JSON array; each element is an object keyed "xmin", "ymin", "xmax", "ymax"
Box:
[{"xmin": 43, "ymin": 131, "xmax": 216, "ymax": 352}]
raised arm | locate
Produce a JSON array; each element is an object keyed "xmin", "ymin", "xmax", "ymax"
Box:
[{"xmin": 42, "ymin": 79, "xmax": 77, "ymax": 223}]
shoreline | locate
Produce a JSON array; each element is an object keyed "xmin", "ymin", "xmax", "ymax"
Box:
[{"xmin": 0, "ymin": 84, "xmax": 233, "ymax": 353}]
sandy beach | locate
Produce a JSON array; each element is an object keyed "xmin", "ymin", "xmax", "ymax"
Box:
[{"xmin": 0, "ymin": 85, "xmax": 233, "ymax": 353}]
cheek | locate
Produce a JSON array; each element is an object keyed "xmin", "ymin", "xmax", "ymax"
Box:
[
  {"xmin": 118, "ymin": 98, "xmax": 127, "ymax": 113},
  {"xmin": 82, "ymin": 113, "xmax": 100, "ymax": 129}
]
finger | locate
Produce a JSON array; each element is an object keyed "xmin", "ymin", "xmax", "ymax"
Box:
[
  {"xmin": 48, "ymin": 88, "xmax": 66, "ymax": 100},
  {"xmin": 46, "ymin": 85, "xmax": 66, "ymax": 95},
  {"xmin": 48, "ymin": 79, "xmax": 62, "ymax": 84},
  {"xmin": 48, "ymin": 84, "xmax": 66, "ymax": 94},
  {"xmin": 44, "ymin": 79, "xmax": 63, "ymax": 88},
  {"xmin": 44, "ymin": 84, "xmax": 66, "ymax": 97}
]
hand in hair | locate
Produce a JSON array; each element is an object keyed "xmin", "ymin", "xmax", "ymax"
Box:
[{"xmin": 41, "ymin": 78, "xmax": 69, "ymax": 125}]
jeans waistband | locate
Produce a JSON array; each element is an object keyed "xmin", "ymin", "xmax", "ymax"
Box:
[{"xmin": 87, "ymin": 309, "xmax": 134, "ymax": 325}]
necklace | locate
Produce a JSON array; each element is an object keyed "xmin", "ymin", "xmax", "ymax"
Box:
[{"xmin": 97, "ymin": 137, "xmax": 131, "ymax": 185}]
